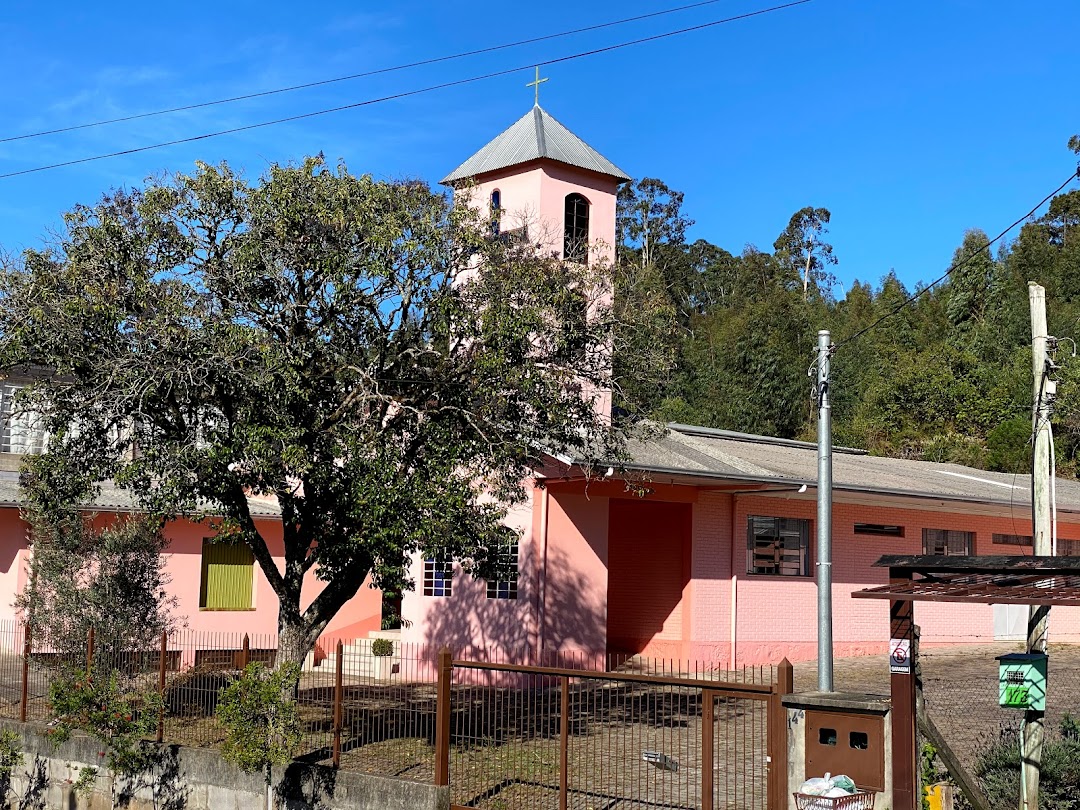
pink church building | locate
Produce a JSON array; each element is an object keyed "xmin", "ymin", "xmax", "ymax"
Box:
[
  {"xmin": 3, "ymin": 102, "xmax": 1080, "ymax": 669},
  {"xmin": 397, "ymin": 102, "xmax": 1080, "ymax": 666}
]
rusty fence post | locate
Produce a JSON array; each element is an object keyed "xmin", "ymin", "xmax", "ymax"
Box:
[
  {"xmin": 19, "ymin": 623, "xmax": 31, "ymax": 723},
  {"xmin": 332, "ymin": 640, "xmax": 344, "ymax": 768},
  {"xmin": 767, "ymin": 658, "xmax": 794, "ymax": 810},
  {"xmin": 702, "ymin": 689, "xmax": 715, "ymax": 810},
  {"xmin": 241, "ymin": 634, "xmax": 251, "ymax": 669},
  {"xmin": 85, "ymin": 626, "xmax": 95, "ymax": 676},
  {"xmin": 559, "ymin": 676, "xmax": 570, "ymax": 810},
  {"xmin": 434, "ymin": 647, "xmax": 453, "ymax": 788},
  {"xmin": 157, "ymin": 631, "xmax": 168, "ymax": 743},
  {"xmin": 890, "ymin": 568, "xmax": 918, "ymax": 810}
]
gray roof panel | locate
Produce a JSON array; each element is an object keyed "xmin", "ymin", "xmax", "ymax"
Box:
[
  {"xmin": 620, "ymin": 424, "xmax": 1080, "ymax": 514},
  {"xmin": 441, "ymin": 106, "xmax": 630, "ymax": 185},
  {"xmin": 0, "ymin": 473, "xmax": 281, "ymax": 518}
]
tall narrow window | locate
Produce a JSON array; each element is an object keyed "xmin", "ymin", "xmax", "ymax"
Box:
[
  {"xmin": 563, "ymin": 193, "xmax": 589, "ymax": 262},
  {"xmin": 490, "ymin": 189, "xmax": 502, "ymax": 236},
  {"xmin": 199, "ymin": 540, "xmax": 255, "ymax": 610},
  {"xmin": 922, "ymin": 529, "xmax": 973, "ymax": 556},
  {"xmin": 423, "ymin": 555, "xmax": 453, "ymax": 597},
  {"xmin": 487, "ymin": 540, "xmax": 519, "ymax": 600}
]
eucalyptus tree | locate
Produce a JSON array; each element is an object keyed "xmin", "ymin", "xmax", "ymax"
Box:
[{"xmin": 0, "ymin": 157, "xmax": 638, "ymax": 672}]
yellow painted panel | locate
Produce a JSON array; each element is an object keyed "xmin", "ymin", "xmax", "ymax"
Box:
[{"xmin": 199, "ymin": 541, "xmax": 254, "ymax": 610}]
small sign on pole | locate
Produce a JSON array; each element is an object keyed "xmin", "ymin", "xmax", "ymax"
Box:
[{"xmin": 889, "ymin": 638, "xmax": 911, "ymax": 674}]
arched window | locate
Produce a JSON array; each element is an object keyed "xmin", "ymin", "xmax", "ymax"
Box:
[
  {"xmin": 490, "ymin": 189, "xmax": 502, "ymax": 236},
  {"xmin": 564, "ymin": 193, "xmax": 589, "ymax": 262}
]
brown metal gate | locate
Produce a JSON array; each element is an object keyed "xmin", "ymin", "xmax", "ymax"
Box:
[{"xmin": 434, "ymin": 652, "xmax": 793, "ymax": 810}]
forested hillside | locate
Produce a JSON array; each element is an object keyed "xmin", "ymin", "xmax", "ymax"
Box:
[{"xmin": 614, "ymin": 146, "xmax": 1080, "ymax": 477}]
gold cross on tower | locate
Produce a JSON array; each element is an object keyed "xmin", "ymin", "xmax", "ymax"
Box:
[{"xmin": 526, "ymin": 66, "xmax": 548, "ymax": 106}]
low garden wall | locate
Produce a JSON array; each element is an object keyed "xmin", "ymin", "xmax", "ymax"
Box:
[{"xmin": 0, "ymin": 718, "xmax": 448, "ymax": 810}]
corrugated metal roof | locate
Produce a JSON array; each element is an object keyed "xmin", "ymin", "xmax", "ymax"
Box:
[
  {"xmin": 441, "ymin": 105, "xmax": 630, "ymax": 185},
  {"xmin": 0, "ymin": 474, "xmax": 281, "ymax": 518},
  {"xmin": 618, "ymin": 423, "xmax": 1080, "ymax": 513}
]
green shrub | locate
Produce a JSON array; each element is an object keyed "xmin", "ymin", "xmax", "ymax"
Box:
[
  {"xmin": 371, "ymin": 638, "xmax": 394, "ymax": 657},
  {"xmin": 975, "ymin": 716, "xmax": 1080, "ymax": 810},
  {"xmin": 0, "ymin": 729, "xmax": 23, "ymax": 803},
  {"xmin": 216, "ymin": 662, "xmax": 302, "ymax": 778},
  {"xmin": 47, "ymin": 668, "xmax": 163, "ymax": 777}
]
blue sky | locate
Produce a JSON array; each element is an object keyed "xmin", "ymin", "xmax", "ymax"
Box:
[{"xmin": 2, "ymin": 0, "xmax": 1078, "ymax": 293}]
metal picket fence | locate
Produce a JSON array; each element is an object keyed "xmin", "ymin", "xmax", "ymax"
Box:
[{"xmin": 0, "ymin": 618, "xmax": 791, "ymax": 808}]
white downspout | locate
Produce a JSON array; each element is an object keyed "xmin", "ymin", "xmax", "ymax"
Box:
[{"xmin": 730, "ymin": 493, "xmax": 738, "ymax": 673}]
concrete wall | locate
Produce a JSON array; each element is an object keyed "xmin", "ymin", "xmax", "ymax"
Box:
[
  {"xmin": 0, "ymin": 718, "xmax": 447, "ymax": 810},
  {"xmin": 784, "ymin": 695, "xmax": 892, "ymax": 810}
]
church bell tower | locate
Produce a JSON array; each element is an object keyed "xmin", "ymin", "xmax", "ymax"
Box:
[{"xmin": 440, "ymin": 74, "xmax": 629, "ymax": 268}]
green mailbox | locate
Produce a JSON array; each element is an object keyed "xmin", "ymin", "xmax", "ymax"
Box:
[{"xmin": 996, "ymin": 653, "xmax": 1048, "ymax": 711}]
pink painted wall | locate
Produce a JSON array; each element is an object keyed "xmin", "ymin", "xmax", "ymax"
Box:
[
  {"xmin": 684, "ymin": 493, "xmax": 1080, "ymax": 665},
  {"xmin": 453, "ymin": 160, "xmax": 619, "ymax": 267},
  {"xmin": 400, "ymin": 488, "xmax": 538, "ymax": 660},
  {"xmin": 606, "ymin": 498, "xmax": 691, "ymax": 656},
  {"xmin": 541, "ymin": 488, "xmax": 610, "ymax": 653},
  {"xmin": 0, "ymin": 509, "xmax": 28, "ymax": 621},
  {"xmin": 453, "ymin": 160, "xmax": 621, "ymax": 420},
  {"xmin": 0, "ymin": 505, "xmax": 383, "ymax": 645}
]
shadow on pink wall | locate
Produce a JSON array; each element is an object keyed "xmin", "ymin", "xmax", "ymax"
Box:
[{"xmin": 422, "ymin": 544, "xmax": 605, "ymax": 667}]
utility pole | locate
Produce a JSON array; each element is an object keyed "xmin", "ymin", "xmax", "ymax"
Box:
[
  {"xmin": 1022, "ymin": 282, "xmax": 1055, "ymax": 810},
  {"xmin": 816, "ymin": 329, "xmax": 834, "ymax": 692}
]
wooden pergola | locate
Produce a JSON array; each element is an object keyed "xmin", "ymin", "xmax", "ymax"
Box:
[{"xmin": 852, "ymin": 555, "xmax": 1080, "ymax": 810}]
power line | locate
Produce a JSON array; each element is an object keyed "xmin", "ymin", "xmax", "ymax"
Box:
[
  {"xmin": 833, "ymin": 169, "xmax": 1080, "ymax": 351},
  {"xmin": 2, "ymin": 0, "xmax": 764, "ymax": 145},
  {"xmin": 0, "ymin": 0, "xmax": 811, "ymax": 180}
]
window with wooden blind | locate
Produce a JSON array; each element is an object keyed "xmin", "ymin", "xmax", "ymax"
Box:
[
  {"xmin": 199, "ymin": 540, "xmax": 255, "ymax": 610},
  {"xmin": 922, "ymin": 529, "xmax": 973, "ymax": 556},
  {"xmin": 747, "ymin": 516, "xmax": 811, "ymax": 577}
]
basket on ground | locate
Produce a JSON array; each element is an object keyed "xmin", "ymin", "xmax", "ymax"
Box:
[{"xmin": 794, "ymin": 791, "xmax": 876, "ymax": 810}]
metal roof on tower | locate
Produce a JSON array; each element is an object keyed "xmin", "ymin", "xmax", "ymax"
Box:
[{"xmin": 440, "ymin": 105, "xmax": 630, "ymax": 185}]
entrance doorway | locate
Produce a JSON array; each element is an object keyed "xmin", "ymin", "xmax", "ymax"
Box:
[{"xmin": 606, "ymin": 498, "xmax": 692, "ymax": 657}]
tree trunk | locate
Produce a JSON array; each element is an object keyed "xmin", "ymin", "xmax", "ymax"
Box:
[
  {"xmin": 277, "ymin": 621, "xmax": 309, "ymax": 666},
  {"xmin": 268, "ymin": 618, "xmax": 313, "ymax": 809}
]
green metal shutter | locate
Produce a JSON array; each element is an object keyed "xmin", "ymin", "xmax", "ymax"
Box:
[{"xmin": 199, "ymin": 541, "xmax": 254, "ymax": 609}]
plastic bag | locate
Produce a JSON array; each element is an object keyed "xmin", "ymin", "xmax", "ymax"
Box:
[
  {"xmin": 829, "ymin": 775, "xmax": 857, "ymax": 794},
  {"xmin": 799, "ymin": 774, "xmax": 832, "ymax": 796}
]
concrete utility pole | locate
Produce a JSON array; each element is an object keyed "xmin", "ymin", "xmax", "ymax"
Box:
[
  {"xmin": 1022, "ymin": 282, "xmax": 1055, "ymax": 810},
  {"xmin": 816, "ymin": 329, "xmax": 834, "ymax": 692}
]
